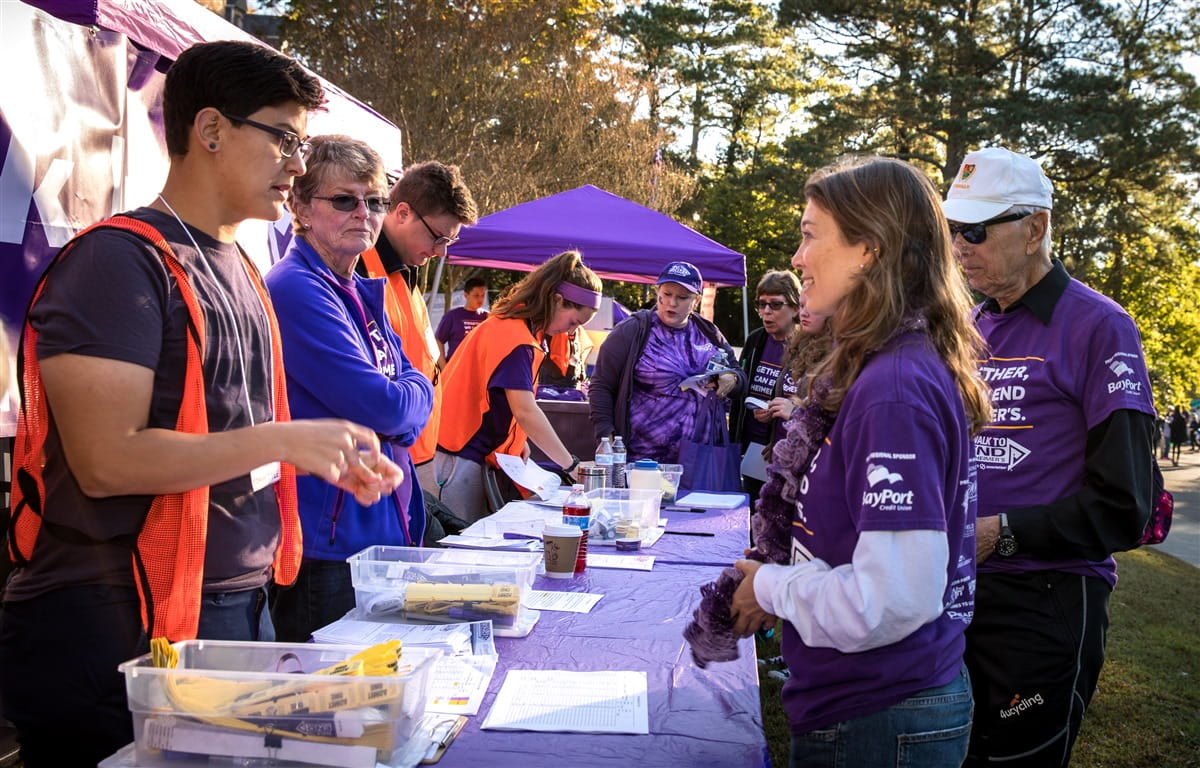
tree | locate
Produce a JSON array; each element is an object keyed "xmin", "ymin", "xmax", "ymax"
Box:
[
  {"xmin": 774, "ymin": 0, "xmax": 1200, "ymax": 402},
  {"xmin": 274, "ymin": 0, "xmax": 694, "ymax": 296}
]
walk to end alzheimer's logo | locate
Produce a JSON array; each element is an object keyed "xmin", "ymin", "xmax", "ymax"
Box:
[{"xmin": 974, "ymin": 435, "xmax": 1030, "ymax": 471}]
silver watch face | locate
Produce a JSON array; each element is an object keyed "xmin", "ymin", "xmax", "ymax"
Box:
[{"xmin": 995, "ymin": 536, "xmax": 1018, "ymax": 557}]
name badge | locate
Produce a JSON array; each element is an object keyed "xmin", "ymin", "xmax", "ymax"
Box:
[{"xmin": 250, "ymin": 461, "xmax": 282, "ymax": 493}]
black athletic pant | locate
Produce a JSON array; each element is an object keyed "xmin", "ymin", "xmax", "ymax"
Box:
[{"xmin": 964, "ymin": 570, "xmax": 1110, "ymax": 767}]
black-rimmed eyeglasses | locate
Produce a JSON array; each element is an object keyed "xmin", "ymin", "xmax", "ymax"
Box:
[
  {"xmin": 413, "ymin": 208, "xmax": 459, "ymax": 248},
  {"xmin": 313, "ymin": 195, "xmax": 391, "ymax": 214},
  {"xmin": 219, "ymin": 111, "xmax": 311, "ymax": 159},
  {"xmin": 948, "ymin": 212, "xmax": 1032, "ymax": 245},
  {"xmin": 754, "ymin": 300, "xmax": 791, "ymax": 312}
]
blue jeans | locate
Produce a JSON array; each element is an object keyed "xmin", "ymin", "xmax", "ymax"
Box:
[
  {"xmin": 197, "ymin": 585, "xmax": 274, "ymax": 642},
  {"xmin": 789, "ymin": 664, "xmax": 973, "ymax": 768}
]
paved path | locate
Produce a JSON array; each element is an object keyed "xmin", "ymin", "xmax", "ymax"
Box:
[{"xmin": 1154, "ymin": 446, "xmax": 1200, "ymax": 568}]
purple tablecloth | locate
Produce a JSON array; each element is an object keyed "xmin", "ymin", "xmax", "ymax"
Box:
[
  {"xmin": 652, "ymin": 502, "xmax": 750, "ymax": 566},
  {"xmin": 437, "ymin": 564, "xmax": 768, "ymax": 768}
]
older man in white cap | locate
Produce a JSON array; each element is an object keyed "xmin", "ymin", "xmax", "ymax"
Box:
[{"xmin": 943, "ymin": 147, "xmax": 1158, "ymax": 767}]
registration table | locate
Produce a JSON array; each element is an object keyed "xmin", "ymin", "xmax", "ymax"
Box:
[
  {"xmin": 437, "ymin": 562, "xmax": 768, "ymax": 768},
  {"xmin": 653, "ymin": 500, "xmax": 751, "ymax": 566}
]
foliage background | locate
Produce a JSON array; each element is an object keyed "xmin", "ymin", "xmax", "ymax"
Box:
[{"xmin": 265, "ymin": 0, "xmax": 1200, "ymax": 407}]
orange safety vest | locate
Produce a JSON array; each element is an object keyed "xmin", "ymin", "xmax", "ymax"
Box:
[
  {"xmin": 437, "ymin": 315, "xmax": 545, "ymax": 463},
  {"xmin": 8, "ymin": 216, "xmax": 302, "ymax": 641},
  {"xmin": 359, "ymin": 247, "xmax": 442, "ymax": 464},
  {"xmin": 546, "ymin": 332, "xmax": 572, "ymax": 377}
]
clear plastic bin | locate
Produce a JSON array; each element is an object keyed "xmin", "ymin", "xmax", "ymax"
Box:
[
  {"xmin": 347, "ymin": 546, "xmax": 541, "ymax": 630},
  {"xmin": 625, "ymin": 463, "xmax": 683, "ymax": 502},
  {"xmin": 585, "ymin": 487, "xmax": 662, "ymax": 531},
  {"xmin": 119, "ymin": 640, "xmax": 439, "ymax": 768}
]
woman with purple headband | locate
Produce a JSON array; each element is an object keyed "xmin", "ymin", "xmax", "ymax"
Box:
[{"xmin": 435, "ymin": 250, "xmax": 602, "ymax": 521}]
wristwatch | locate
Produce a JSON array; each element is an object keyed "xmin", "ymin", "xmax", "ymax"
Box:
[
  {"xmin": 994, "ymin": 513, "xmax": 1018, "ymax": 557},
  {"xmin": 562, "ymin": 454, "xmax": 581, "ymax": 474}
]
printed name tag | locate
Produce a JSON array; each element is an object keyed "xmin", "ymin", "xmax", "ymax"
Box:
[{"xmin": 250, "ymin": 461, "xmax": 281, "ymax": 493}]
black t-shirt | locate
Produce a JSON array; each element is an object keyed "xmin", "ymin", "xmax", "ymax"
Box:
[{"xmin": 7, "ymin": 208, "xmax": 280, "ymax": 600}]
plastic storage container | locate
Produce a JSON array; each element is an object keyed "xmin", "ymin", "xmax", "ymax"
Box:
[
  {"xmin": 119, "ymin": 640, "xmax": 439, "ymax": 768},
  {"xmin": 347, "ymin": 546, "xmax": 541, "ymax": 632},
  {"xmin": 585, "ymin": 487, "xmax": 661, "ymax": 532},
  {"xmin": 625, "ymin": 462, "xmax": 683, "ymax": 502}
]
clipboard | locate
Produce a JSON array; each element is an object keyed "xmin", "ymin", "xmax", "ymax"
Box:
[{"xmin": 420, "ymin": 715, "xmax": 467, "ymax": 764}]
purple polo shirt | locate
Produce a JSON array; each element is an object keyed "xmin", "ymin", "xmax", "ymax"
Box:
[
  {"xmin": 974, "ymin": 278, "xmax": 1154, "ymax": 586},
  {"xmin": 436, "ymin": 306, "xmax": 488, "ymax": 360},
  {"xmin": 781, "ymin": 331, "xmax": 975, "ymax": 733}
]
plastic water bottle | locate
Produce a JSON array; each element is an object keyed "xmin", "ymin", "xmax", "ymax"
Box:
[
  {"xmin": 595, "ymin": 437, "xmax": 614, "ymax": 487},
  {"xmin": 562, "ymin": 484, "xmax": 590, "ymax": 573},
  {"xmin": 611, "ymin": 436, "xmax": 627, "ymax": 488},
  {"xmin": 705, "ymin": 350, "xmax": 730, "ymax": 375}
]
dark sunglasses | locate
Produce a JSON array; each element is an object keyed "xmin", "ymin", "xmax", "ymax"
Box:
[
  {"xmin": 313, "ymin": 194, "xmax": 391, "ymax": 214},
  {"xmin": 219, "ymin": 111, "xmax": 310, "ymax": 158},
  {"xmin": 755, "ymin": 300, "xmax": 790, "ymax": 312},
  {"xmin": 948, "ymin": 212, "xmax": 1031, "ymax": 245}
]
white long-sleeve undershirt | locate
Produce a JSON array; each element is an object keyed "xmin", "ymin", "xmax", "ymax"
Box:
[{"xmin": 752, "ymin": 529, "xmax": 949, "ymax": 653}]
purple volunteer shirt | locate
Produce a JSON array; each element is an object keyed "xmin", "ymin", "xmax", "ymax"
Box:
[
  {"xmin": 627, "ymin": 314, "xmax": 726, "ymax": 463},
  {"xmin": 457, "ymin": 345, "xmax": 536, "ymax": 463},
  {"xmin": 436, "ymin": 306, "xmax": 488, "ymax": 360},
  {"xmin": 744, "ymin": 336, "xmax": 796, "ymax": 445},
  {"xmin": 782, "ymin": 331, "xmax": 975, "ymax": 733},
  {"xmin": 974, "ymin": 278, "xmax": 1154, "ymax": 586}
]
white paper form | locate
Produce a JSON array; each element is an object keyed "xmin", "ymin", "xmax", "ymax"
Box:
[
  {"xmin": 587, "ymin": 553, "xmax": 654, "ymax": 571},
  {"xmin": 481, "ymin": 670, "xmax": 649, "ymax": 734},
  {"xmin": 523, "ymin": 590, "xmax": 603, "ymax": 613},
  {"xmin": 494, "ymin": 453, "xmax": 563, "ymax": 500},
  {"xmin": 673, "ymin": 491, "xmax": 746, "ymax": 509},
  {"xmin": 425, "ymin": 654, "xmax": 497, "ymax": 716}
]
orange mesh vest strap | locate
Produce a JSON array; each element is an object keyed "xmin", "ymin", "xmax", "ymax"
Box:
[
  {"xmin": 547, "ymin": 333, "xmax": 572, "ymax": 376},
  {"xmin": 10, "ymin": 215, "xmax": 298, "ymax": 642},
  {"xmin": 437, "ymin": 316, "xmax": 545, "ymax": 461},
  {"xmin": 360, "ymin": 248, "xmax": 441, "ymax": 464}
]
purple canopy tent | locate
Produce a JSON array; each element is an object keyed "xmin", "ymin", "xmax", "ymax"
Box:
[{"xmin": 444, "ymin": 185, "xmax": 747, "ymax": 287}]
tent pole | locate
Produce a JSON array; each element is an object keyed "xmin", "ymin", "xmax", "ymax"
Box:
[
  {"xmin": 429, "ymin": 254, "xmax": 447, "ymax": 303},
  {"xmin": 742, "ymin": 285, "xmax": 750, "ymax": 342}
]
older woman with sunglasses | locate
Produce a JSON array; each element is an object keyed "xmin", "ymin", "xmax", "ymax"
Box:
[
  {"xmin": 265, "ymin": 135, "xmax": 433, "ymax": 641},
  {"xmin": 731, "ymin": 270, "xmax": 806, "ymax": 501}
]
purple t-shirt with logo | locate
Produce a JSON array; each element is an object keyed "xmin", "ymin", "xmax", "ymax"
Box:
[
  {"xmin": 974, "ymin": 279, "xmax": 1154, "ymax": 586},
  {"xmin": 627, "ymin": 315, "xmax": 725, "ymax": 463},
  {"xmin": 436, "ymin": 306, "xmax": 488, "ymax": 360},
  {"xmin": 781, "ymin": 331, "xmax": 976, "ymax": 733},
  {"xmin": 744, "ymin": 336, "xmax": 797, "ymax": 445}
]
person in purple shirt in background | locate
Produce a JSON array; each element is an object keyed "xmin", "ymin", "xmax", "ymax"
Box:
[
  {"xmin": 729, "ymin": 157, "xmax": 992, "ymax": 768},
  {"xmin": 943, "ymin": 148, "xmax": 1157, "ymax": 768},
  {"xmin": 435, "ymin": 276, "xmax": 488, "ymax": 369},
  {"xmin": 266, "ymin": 136, "xmax": 434, "ymax": 642},
  {"xmin": 589, "ymin": 261, "xmax": 746, "ymax": 463}
]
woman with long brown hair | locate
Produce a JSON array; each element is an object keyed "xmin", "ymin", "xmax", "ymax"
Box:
[
  {"xmin": 726, "ymin": 156, "xmax": 990, "ymax": 767},
  {"xmin": 435, "ymin": 250, "xmax": 602, "ymax": 521}
]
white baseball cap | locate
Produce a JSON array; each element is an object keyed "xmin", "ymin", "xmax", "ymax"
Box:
[{"xmin": 942, "ymin": 147, "xmax": 1053, "ymax": 223}]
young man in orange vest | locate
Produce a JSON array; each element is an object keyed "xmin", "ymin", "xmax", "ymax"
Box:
[
  {"xmin": 0, "ymin": 41, "xmax": 403, "ymax": 768},
  {"xmin": 356, "ymin": 161, "xmax": 478, "ymax": 497}
]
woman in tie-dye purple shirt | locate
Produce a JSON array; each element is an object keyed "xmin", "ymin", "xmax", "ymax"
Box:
[{"xmin": 589, "ymin": 262, "xmax": 745, "ymax": 463}]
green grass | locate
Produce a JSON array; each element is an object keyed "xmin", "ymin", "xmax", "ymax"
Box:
[{"xmin": 756, "ymin": 548, "xmax": 1200, "ymax": 768}]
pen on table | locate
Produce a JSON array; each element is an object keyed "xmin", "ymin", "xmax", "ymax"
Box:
[
  {"xmin": 664, "ymin": 506, "xmax": 706, "ymax": 514},
  {"xmin": 502, "ymin": 532, "xmax": 542, "ymax": 541},
  {"xmin": 663, "ymin": 530, "xmax": 715, "ymax": 537}
]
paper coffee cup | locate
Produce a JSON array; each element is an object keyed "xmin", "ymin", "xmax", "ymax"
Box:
[{"xmin": 543, "ymin": 523, "xmax": 582, "ymax": 579}]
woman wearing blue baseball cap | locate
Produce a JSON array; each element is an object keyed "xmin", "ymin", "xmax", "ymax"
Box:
[{"xmin": 589, "ymin": 261, "xmax": 746, "ymax": 465}]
